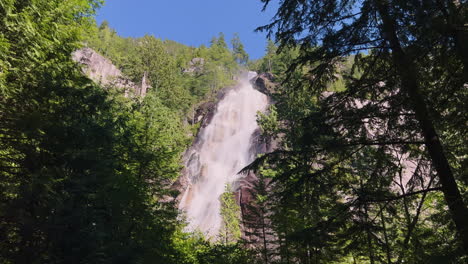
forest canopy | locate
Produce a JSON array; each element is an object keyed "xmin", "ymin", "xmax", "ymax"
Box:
[
  {"xmin": 0, "ymin": 0, "xmax": 467, "ymax": 263},
  {"xmin": 0, "ymin": 1, "xmax": 250, "ymax": 263},
  {"xmin": 243, "ymin": 0, "xmax": 468, "ymax": 263}
]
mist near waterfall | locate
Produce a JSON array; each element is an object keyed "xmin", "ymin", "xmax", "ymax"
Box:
[{"xmin": 179, "ymin": 72, "xmax": 268, "ymax": 238}]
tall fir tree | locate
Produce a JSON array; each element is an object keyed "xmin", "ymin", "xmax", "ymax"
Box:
[
  {"xmin": 231, "ymin": 33, "xmax": 249, "ymax": 65},
  {"xmin": 220, "ymin": 184, "xmax": 242, "ymax": 245}
]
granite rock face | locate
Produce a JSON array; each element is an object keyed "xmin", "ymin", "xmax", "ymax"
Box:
[
  {"xmin": 72, "ymin": 47, "xmax": 150, "ymax": 96},
  {"xmin": 171, "ymin": 84, "xmax": 238, "ymax": 202},
  {"xmin": 172, "ymin": 72, "xmax": 277, "ymax": 242},
  {"xmin": 252, "ymin": 72, "xmax": 277, "ymax": 96},
  {"xmin": 186, "ymin": 84, "xmax": 235, "ymax": 130},
  {"xmin": 183, "ymin": 57, "xmax": 205, "ymax": 74},
  {"xmin": 179, "ymin": 74, "xmax": 277, "ymax": 204}
]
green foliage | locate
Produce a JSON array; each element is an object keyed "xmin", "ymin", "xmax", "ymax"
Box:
[
  {"xmin": 250, "ymin": 39, "xmax": 299, "ymax": 78},
  {"xmin": 242, "ymin": 171, "xmax": 275, "ymax": 263},
  {"xmin": 130, "ymin": 35, "xmax": 192, "ymax": 111},
  {"xmin": 231, "ymin": 33, "xmax": 249, "ymax": 65},
  {"xmin": 85, "ymin": 23, "xmax": 239, "ymax": 118},
  {"xmin": 0, "ymin": 1, "xmax": 244, "ymax": 263},
  {"xmin": 171, "ymin": 225, "xmax": 254, "ymax": 264},
  {"xmin": 257, "ymin": 105, "xmax": 279, "ymax": 142},
  {"xmin": 241, "ymin": 0, "xmax": 468, "ymax": 263},
  {"xmin": 195, "ymin": 243, "xmax": 254, "ymax": 264},
  {"xmin": 219, "ymin": 184, "xmax": 242, "ymax": 244},
  {"xmin": 0, "ymin": 1, "xmax": 257, "ymax": 262}
]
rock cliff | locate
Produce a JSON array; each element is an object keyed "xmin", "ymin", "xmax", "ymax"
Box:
[
  {"xmin": 176, "ymin": 72, "xmax": 279, "ymax": 207},
  {"xmin": 171, "ymin": 84, "xmax": 237, "ymax": 201},
  {"xmin": 72, "ymin": 47, "xmax": 150, "ymax": 96},
  {"xmin": 251, "ymin": 72, "xmax": 277, "ymax": 96}
]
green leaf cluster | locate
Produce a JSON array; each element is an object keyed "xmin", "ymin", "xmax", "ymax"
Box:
[
  {"xmin": 241, "ymin": 0, "xmax": 468, "ymax": 263},
  {"xmin": 219, "ymin": 183, "xmax": 242, "ymax": 245}
]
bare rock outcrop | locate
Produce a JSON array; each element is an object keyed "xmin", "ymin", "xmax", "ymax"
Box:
[
  {"xmin": 252, "ymin": 72, "xmax": 277, "ymax": 96},
  {"xmin": 183, "ymin": 57, "xmax": 205, "ymax": 74},
  {"xmin": 187, "ymin": 84, "xmax": 235, "ymax": 129},
  {"xmin": 72, "ymin": 47, "xmax": 150, "ymax": 96}
]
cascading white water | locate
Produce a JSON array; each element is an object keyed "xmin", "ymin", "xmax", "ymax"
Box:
[{"xmin": 179, "ymin": 71, "xmax": 268, "ymax": 238}]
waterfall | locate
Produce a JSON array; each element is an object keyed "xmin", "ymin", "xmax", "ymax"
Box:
[{"xmin": 179, "ymin": 71, "xmax": 268, "ymax": 238}]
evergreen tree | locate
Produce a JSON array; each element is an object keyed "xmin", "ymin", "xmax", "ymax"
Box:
[
  {"xmin": 216, "ymin": 32, "xmax": 228, "ymax": 49},
  {"xmin": 130, "ymin": 35, "xmax": 191, "ymax": 112},
  {"xmin": 264, "ymin": 40, "xmax": 277, "ymax": 73},
  {"xmin": 0, "ymin": 1, "xmax": 191, "ymax": 263},
  {"xmin": 231, "ymin": 33, "xmax": 249, "ymax": 65},
  {"xmin": 244, "ymin": 0, "xmax": 468, "ymax": 262},
  {"xmin": 220, "ymin": 184, "xmax": 242, "ymax": 245},
  {"xmin": 242, "ymin": 172, "xmax": 275, "ymax": 263}
]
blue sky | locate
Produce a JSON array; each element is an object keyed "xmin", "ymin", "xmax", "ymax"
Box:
[{"xmin": 95, "ymin": 0, "xmax": 279, "ymax": 59}]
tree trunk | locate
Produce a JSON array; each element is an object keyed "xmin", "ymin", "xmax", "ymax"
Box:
[
  {"xmin": 379, "ymin": 205, "xmax": 392, "ymax": 264},
  {"xmin": 375, "ymin": 0, "xmax": 468, "ymax": 253},
  {"xmin": 364, "ymin": 202, "xmax": 375, "ymax": 264},
  {"xmin": 261, "ymin": 210, "xmax": 269, "ymax": 264},
  {"xmin": 284, "ymin": 231, "xmax": 291, "ymax": 264}
]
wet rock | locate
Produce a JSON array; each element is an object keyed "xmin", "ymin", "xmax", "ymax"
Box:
[
  {"xmin": 187, "ymin": 84, "xmax": 235, "ymax": 129},
  {"xmin": 171, "ymin": 84, "xmax": 239, "ymax": 202},
  {"xmin": 252, "ymin": 72, "xmax": 277, "ymax": 96},
  {"xmin": 249, "ymin": 128, "xmax": 278, "ymax": 156}
]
